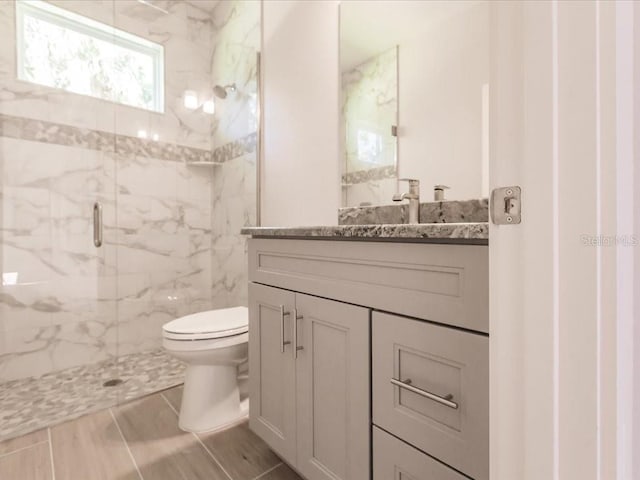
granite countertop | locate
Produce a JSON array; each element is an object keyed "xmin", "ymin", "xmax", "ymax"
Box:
[{"xmin": 241, "ymin": 222, "xmax": 489, "ymax": 244}]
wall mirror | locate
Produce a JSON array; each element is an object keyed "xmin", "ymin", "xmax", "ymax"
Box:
[{"xmin": 340, "ymin": 0, "xmax": 490, "ymax": 208}]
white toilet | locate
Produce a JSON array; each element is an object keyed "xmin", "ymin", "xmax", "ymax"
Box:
[{"xmin": 162, "ymin": 306, "xmax": 249, "ymax": 433}]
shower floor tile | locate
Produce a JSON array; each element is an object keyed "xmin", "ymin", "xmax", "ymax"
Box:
[{"xmin": 0, "ymin": 349, "xmax": 185, "ymax": 442}]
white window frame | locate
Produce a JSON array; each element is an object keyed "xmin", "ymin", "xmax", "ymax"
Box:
[{"xmin": 15, "ymin": 0, "xmax": 165, "ymax": 113}]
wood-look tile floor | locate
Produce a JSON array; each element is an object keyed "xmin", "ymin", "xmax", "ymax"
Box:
[{"xmin": 0, "ymin": 386, "xmax": 303, "ymax": 480}]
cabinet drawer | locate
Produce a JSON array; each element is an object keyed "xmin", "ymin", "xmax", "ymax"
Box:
[
  {"xmin": 249, "ymin": 239, "xmax": 488, "ymax": 333},
  {"xmin": 373, "ymin": 427, "xmax": 467, "ymax": 480},
  {"xmin": 372, "ymin": 312, "xmax": 488, "ymax": 480}
]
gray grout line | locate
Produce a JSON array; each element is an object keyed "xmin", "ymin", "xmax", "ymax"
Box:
[
  {"xmin": 251, "ymin": 462, "xmax": 284, "ymax": 480},
  {"xmin": 192, "ymin": 432, "xmax": 235, "ymax": 480},
  {"xmin": 0, "ymin": 440, "xmax": 49, "ymax": 459},
  {"xmin": 159, "ymin": 392, "xmax": 235, "ymax": 480},
  {"xmin": 109, "ymin": 408, "xmax": 144, "ymax": 480},
  {"xmin": 161, "ymin": 393, "xmax": 283, "ymax": 480},
  {"xmin": 160, "ymin": 393, "xmax": 179, "ymax": 416},
  {"xmin": 47, "ymin": 428, "xmax": 56, "ymax": 480}
]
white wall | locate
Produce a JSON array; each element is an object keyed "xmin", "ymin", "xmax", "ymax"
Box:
[
  {"xmin": 398, "ymin": 2, "xmax": 489, "ymax": 201},
  {"xmin": 261, "ymin": 0, "xmax": 340, "ymax": 226}
]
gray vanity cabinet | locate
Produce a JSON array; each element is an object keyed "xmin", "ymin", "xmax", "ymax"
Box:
[
  {"xmin": 247, "ymin": 237, "xmax": 489, "ymax": 480},
  {"xmin": 248, "ymin": 281, "xmax": 370, "ymax": 480}
]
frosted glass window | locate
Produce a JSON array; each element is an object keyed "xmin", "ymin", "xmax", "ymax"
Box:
[{"xmin": 16, "ymin": 0, "xmax": 164, "ymax": 112}]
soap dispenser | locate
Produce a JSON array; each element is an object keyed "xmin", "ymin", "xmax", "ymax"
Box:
[{"xmin": 434, "ymin": 185, "xmax": 450, "ymax": 201}]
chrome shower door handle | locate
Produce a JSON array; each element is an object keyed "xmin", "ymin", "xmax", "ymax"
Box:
[
  {"xmin": 93, "ymin": 202, "xmax": 103, "ymax": 248},
  {"xmin": 280, "ymin": 306, "xmax": 291, "ymax": 353}
]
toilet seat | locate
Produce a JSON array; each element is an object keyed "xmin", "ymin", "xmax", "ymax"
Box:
[
  {"xmin": 163, "ymin": 306, "xmax": 248, "ymax": 341},
  {"xmin": 163, "ymin": 331, "xmax": 248, "ymax": 353}
]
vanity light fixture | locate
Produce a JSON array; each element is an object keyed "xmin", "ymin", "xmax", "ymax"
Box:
[
  {"xmin": 183, "ymin": 90, "xmax": 199, "ymax": 110},
  {"xmin": 202, "ymin": 99, "xmax": 215, "ymax": 115},
  {"xmin": 2, "ymin": 272, "xmax": 18, "ymax": 286}
]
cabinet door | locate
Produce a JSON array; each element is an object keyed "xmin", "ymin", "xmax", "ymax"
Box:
[
  {"xmin": 373, "ymin": 427, "xmax": 468, "ymax": 480},
  {"xmin": 249, "ymin": 283, "xmax": 297, "ymax": 465},
  {"xmin": 295, "ymin": 293, "xmax": 370, "ymax": 480}
]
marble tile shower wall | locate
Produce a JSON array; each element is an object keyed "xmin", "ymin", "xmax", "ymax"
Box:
[
  {"xmin": 0, "ymin": 0, "xmax": 258, "ymax": 382},
  {"xmin": 115, "ymin": 152, "xmax": 214, "ymax": 359},
  {"xmin": 209, "ymin": 0, "xmax": 259, "ymax": 309}
]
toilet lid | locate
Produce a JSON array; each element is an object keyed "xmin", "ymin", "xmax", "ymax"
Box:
[{"xmin": 163, "ymin": 306, "xmax": 248, "ymax": 340}]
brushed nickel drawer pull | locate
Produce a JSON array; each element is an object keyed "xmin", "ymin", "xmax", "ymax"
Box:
[
  {"xmin": 390, "ymin": 378, "xmax": 459, "ymax": 410},
  {"xmin": 293, "ymin": 308, "xmax": 303, "ymax": 359},
  {"xmin": 279, "ymin": 305, "xmax": 291, "ymax": 353}
]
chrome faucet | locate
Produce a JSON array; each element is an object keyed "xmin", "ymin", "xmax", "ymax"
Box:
[{"xmin": 393, "ymin": 178, "xmax": 420, "ymax": 224}]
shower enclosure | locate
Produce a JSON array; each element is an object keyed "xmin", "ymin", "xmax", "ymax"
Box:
[{"xmin": 0, "ymin": 0, "xmax": 259, "ymax": 440}]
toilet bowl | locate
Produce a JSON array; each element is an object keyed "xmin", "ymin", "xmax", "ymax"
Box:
[{"xmin": 162, "ymin": 306, "xmax": 249, "ymax": 433}]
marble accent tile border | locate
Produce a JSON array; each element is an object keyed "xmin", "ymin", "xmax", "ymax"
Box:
[
  {"xmin": 242, "ymin": 222, "xmax": 489, "ymax": 243},
  {"xmin": 0, "ymin": 113, "xmax": 211, "ymax": 163},
  {"xmin": 342, "ymin": 164, "xmax": 397, "ymax": 185},
  {"xmin": 0, "ymin": 113, "xmax": 258, "ymax": 166},
  {"xmin": 339, "ymin": 198, "xmax": 489, "ymax": 225},
  {"xmin": 0, "ymin": 348, "xmax": 185, "ymax": 442},
  {"xmin": 211, "ymin": 131, "xmax": 257, "ymax": 164}
]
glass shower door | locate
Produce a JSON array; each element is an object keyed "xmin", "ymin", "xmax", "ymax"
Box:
[{"xmin": 0, "ymin": 0, "xmax": 120, "ymax": 438}]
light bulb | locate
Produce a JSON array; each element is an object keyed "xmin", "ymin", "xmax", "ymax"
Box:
[
  {"xmin": 183, "ymin": 90, "xmax": 198, "ymax": 110},
  {"xmin": 202, "ymin": 99, "xmax": 215, "ymax": 115}
]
